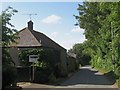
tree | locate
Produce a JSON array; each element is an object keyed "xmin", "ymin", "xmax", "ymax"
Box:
[
  {"xmin": 2, "ymin": 6, "xmax": 18, "ymax": 88},
  {"xmin": 2, "ymin": 6, "xmax": 18, "ymax": 46},
  {"xmin": 69, "ymin": 42, "xmax": 91, "ymax": 66},
  {"xmin": 75, "ymin": 2, "xmax": 120, "ymax": 87}
]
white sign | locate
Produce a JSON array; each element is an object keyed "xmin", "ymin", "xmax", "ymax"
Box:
[{"xmin": 29, "ymin": 55, "xmax": 38, "ymax": 62}]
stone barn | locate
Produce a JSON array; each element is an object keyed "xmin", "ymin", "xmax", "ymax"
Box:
[{"xmin": 8, "ymin": 20, "xmax": 68, "ymax": 81}]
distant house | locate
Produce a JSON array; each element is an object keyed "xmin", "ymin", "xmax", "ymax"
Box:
[{"xmin": 9, "ymin": 20, "xmax": 68, "ymax": 78}]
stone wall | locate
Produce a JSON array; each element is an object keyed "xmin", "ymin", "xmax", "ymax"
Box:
[
  {"xmin": 67, "ymin": 56, "xmax": 79, "ymax": 73},
  {"xmin": 59, "ymin": 50, "xmax": 68, "ymax": 76}
]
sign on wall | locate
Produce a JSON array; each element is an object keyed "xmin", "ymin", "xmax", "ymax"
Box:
[{"xmin": 29, "ymin": 55, "xmax": 38, "ymax": 62}]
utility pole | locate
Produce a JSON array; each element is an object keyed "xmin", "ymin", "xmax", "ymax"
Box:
[{"xmin": 23, "ymin": 13, "xmax": 37, "ymax": 20}]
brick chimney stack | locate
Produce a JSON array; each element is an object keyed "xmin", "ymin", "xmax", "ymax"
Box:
[{"xmin": 28, "ymin": 20, "xmax": 33, "ymax": 30}]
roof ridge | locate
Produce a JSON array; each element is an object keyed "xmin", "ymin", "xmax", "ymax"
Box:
[{"xmin": 32, "ymin": 30, "xmax": 66, "ymax": 51}]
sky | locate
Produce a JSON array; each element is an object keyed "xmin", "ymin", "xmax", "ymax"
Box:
[{"xmin": 2, "ymin": 2, "xmax": 86, "ymax": 50}]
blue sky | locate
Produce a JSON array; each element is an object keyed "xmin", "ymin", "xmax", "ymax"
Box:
[{"xmin": 2, "ymin": 2, "xmax": 86, "ymax": 50}]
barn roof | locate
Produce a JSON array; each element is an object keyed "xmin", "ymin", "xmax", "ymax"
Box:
[{"xmin": 10, "ymin": 21, "xmax": 66, "ymax": 51}]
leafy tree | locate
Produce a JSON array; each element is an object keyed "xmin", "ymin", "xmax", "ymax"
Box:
[
  {"xmin": 2, "ymin": 6, "xmax": 18, "ymax": 88},
  {"xmin": 2, "ymin": 6, "xmax": 18, "ymax": 46},
  {"xmin": 75, "ymin": 2, "xmax": 120, "ymax": 87},
  {"xmin": 69, "ymin": 42, "xmax": 91, "ymax": 66}
]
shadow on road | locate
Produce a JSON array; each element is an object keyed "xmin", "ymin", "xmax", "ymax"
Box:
[
  {"xmin": 20, "ymin": 66, "xmax": 116, "ymax": 89},
  {"xmin": 60, "ymin": 67, "xmax": 116, "ymax": 86}
]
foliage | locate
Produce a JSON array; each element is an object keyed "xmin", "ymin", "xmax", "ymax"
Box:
[
  {"xmin": 69, "ymin": 42, "xmax": 91, "ymax": 66},
  {"xmin": 2, "ymin": 6, "xmax": 18, "ymax": 46},
  {"xmin": 2, "ymin": 62, "xmax": 17, "ymax": 88},
  {"xmin": 75, "ymin": 2, "xmax": 120, "ymax": 87},
  {"xmin": 2, "ymin": 6, "xmax": 18, "ymax": 88},
  {"xmin": 34, "ymin": 67, "xmax": 51, "ymax": 83},
  {"xmin": 19, "ymin": 48, "xmax": 60, "ymax": 83},
  {"xmin": 19, "ymin": 48, "xmax": 60, "ymax": 68}
]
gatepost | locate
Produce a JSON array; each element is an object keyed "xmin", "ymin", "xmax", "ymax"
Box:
[{"xmin": 29, "ymin": 55, "xmax": 38, "ymax": 82}]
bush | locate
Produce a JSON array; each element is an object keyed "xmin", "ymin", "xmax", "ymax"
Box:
[
  {"xmin": 115, "ymin": 66, "xmax": 120, "ymax": 78},
  {"xmin": 19, "ymin": 48, "xmax": 60, "ymax": 83},
  {"xmin": 34, "ymin": 70, "xmax": 49, "ymax": 83},
  {"xmin": 2, "ymin": 48, "xmax": 17, "ymax": 88},
  {"xmin": 80, "ymin": 54, "xmax": 91, "ymax": 66},
  {"xmin": 34, "ymin": 67, "xmax": 54, "ymax": 83},
  {"xmin": 117, "ymin": 78, "xmax": 120, "ymax": 88},
  {"xmin": 19, "ymin": 48, "xmax": 60, "ymax": 68},
  {"xmin": 2, "ymin": 65, "xmax": 17, "ymax": 88},
  {"xmin": 48, "ymin": 73, "xmax": 56, "ymax": 83}
]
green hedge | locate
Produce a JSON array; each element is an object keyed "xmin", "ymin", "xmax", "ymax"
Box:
[{"xmin": 19, "ymin": 48, "xmax": 60, "ymax": 83}]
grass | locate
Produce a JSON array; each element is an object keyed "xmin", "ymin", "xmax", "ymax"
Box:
[
  {"xmin": 116, "ymin": 78, "xmax": 120, "ymax": 89},
  {"xmin": 94, "ymin": 67, "xmax": 109, "ymax": 73},
  {"xmin": 94, "ymin": 67, "xmax": 119, "ymax": 88}
]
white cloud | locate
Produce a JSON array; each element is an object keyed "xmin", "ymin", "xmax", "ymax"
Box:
[
  {"xmin": 60, "ymin": 41, "xmax": 75, "ymax": 50},
  {"xmin": 41, "ymin": 14, "xmax": 61, "ymax": 24},
  {"xmin": 60, "ymin": 38, "xmax": 86, "ymax": 50},
  {"xmin": 71, "ymin": 26, "xmax": 85, "ymax": 33},
  {"xmin": 51, "ymin": 32, "xmax": 59, "ymax": 37},
  {"xmin": 65, "ymin": 33, "xmax": 70, "ymax": 36}
]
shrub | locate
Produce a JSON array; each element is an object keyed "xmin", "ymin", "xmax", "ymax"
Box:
[
  {"xmin": 48, "ymin": 73, "xmax": 56, "ymax": 83},
  {"xmin": 2, "ymin": 64, "xmax": 17, "ymax": 88},
  {"xmin": 19, "ymin": 48, "xmax": 60, "ymax": 81},
  {"xmin": 2, "ymin": 48, "xmax": 17, "ymax": 88},
  {"xmin": 34, "ymin": 67, "xmax": 53, "ymax": 83}
]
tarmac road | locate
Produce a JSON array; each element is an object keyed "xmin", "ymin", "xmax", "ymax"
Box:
[
  {"xmin": 22, "ymin": 66, "xmax": 118, "ymax": 90},
  {"xmin": 59, "ymin": 66, "xmax": 116, "ymax": 88}
]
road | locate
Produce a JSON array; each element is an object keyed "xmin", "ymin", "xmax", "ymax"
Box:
[
  {"xmin": 22, "ymin": 66, "xmax": 118, "ymax": 89},
  {"xmin": 58, "ymin": 66, "xmax": 116, "ymax": 88}
]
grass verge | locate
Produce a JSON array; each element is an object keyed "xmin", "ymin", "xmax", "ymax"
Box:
[{"xmin": 96, "ymin": 67, "xmax": 120, "ymax": 89}]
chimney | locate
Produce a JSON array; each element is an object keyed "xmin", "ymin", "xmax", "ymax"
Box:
[{"xmin": 28, "ymin": 20, "xmax": 33, "ymax": 30}]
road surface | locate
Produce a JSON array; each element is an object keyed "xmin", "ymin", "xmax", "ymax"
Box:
[
  {"xmin": 59, "ymin": 66, "xmax": 116, "ymax": 88},
  {"xmin": 22, "ymin": 66, "xmax": 118, "ymax": 89}
]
